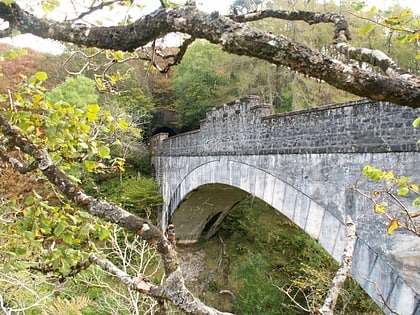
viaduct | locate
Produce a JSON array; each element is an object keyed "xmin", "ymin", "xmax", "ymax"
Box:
[{"xmin": 150, "ymin": 96, "xmax": 419, "ymax": 314}]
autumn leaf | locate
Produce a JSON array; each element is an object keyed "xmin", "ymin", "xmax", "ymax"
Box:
[
  {"xmin": 387, "ymin": 219, "xmax": 399, "ymax": 235},
  {"xmin": 35, "ymin": 71, "xmax": 48, "ymax": 81},
  {"xmin": 374, "ymin": 203, "xmax": 387, "ymax": 214}
]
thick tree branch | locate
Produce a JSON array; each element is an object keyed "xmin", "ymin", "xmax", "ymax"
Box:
[
  {"xmin": 0, "ymin": 149, "xmax": 37, "ymax": 173},
  {"xmin": 229, "ymin": 9, "xmax": 352, "ymax": 42},
  {"xmin": 0, "ymin": 3, "xmax": 418, "ymax": 107},
  {"xmin": 0, "ymin": 113, "xmax": 232, "ymax": 315},
  {"xmin": 229, "ymin": 9, "xmax": 411, "ymax": 79}
]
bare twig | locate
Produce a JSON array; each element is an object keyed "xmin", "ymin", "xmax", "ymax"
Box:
[
  {"xmin": 362, "ymin": 277, "xmax": 400, "ymax": 315},
  {"xmin": 277, "ymin": 284, "xmax": 311, "ymax": 313}
]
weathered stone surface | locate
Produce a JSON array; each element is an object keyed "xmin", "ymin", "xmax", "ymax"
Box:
[{"xmin": 151, "ymin": 96, "xmax": 420, "ymax": 315}]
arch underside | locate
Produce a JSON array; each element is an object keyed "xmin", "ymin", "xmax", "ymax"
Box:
[{"xmin": 168, "ymin": 159, "xmax": 419, "ymax": 315}]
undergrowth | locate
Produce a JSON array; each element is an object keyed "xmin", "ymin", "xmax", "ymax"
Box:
[{"xmin": 192, "ymin": 196, "xmax": 382, "ymax": 315}]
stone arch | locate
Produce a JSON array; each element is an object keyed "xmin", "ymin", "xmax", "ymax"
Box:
[{"xmin": 168, "ymin": 159, "xmax": 346, "ymax": 262}]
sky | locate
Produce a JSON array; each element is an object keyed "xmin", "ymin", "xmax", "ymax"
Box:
[{"xmin": 0, "ymin": 0, "xmax": 418, "ymax": 53}]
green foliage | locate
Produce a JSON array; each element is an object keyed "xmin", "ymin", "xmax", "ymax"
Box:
[
  {"xmin": 173, "ymin": 40, "xmax": 280, "ymax": 130},
  {"xmin": 46, "ymin": 75, "xmax": 98, "ymax": 107},
  {"xmin": 351, "ymin": 1, "xmax": 420, "ymax": 65},
  {"xmin": 205, "ymin": 197, "xmax": 381, "ymax": 314},
  {"xmin": 0, "ymin": 70, "xmax": 142, "ymax": 287},
  {"xmin": 41, "ymin": 0, "xmax": 60, "ymax": 13},
  {"xmin": 2, "ymin": 191, "xmax": 110, "ymax": 276},
  {"xmin": 173, "ymin": 40, "xmax": 230, "ymax": 129},
  {"xmin": 234, "ymin": 254, "xmax": 291, "ymax": 315},
  {"xmin": 88, "ymin": 172, "xmax": 162, "ymax": 223},
  {"xmin": 0, "ymin": 269, "xmax": 56, "ymax": 314},
  {"xmin": 0, "ymin": 47, "xmax": 28, "ymax": 61},
  {"xmin": 4, "ymin": 72, "xmax": 132, "ymax": 176},
  {"xmin": 44, "ymin": 295, "xmax": 94, "ymax": 315},
  {"xmin": 361, "ymin": 165, "xmax": 419, "ymax": 235}
]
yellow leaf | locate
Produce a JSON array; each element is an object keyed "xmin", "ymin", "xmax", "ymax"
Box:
[
  {"xmin": 85, "ymin": 111, "xmax": 98, "ymax": 122},
  {"xmin": 35, "ymin": 71, "xmax": 48, "ymax": 81},
  {"xmin": 374, "ymin": 203, "xmax": 387, "ymax": 214},
  {"xmin": 35, "ymin": 127, "xmax": 43, "ymax": 137},
  {"xmin": 114, "ymin": 51, "xmax": 124, "ymax": 60},
  {"xmin": 87, "ymin": 104, "xmax": 100, "ymax": 113},
  {"xmin": 410, "ymin": 184, "xmax": 419, "ymax": 192},
  {"xmin": 118, "ymin": 119, "xmax": 129, "ymax": 129},
  {"xmin": 387, "ymin": 219, "xmax": 399, "ymax": 235}
]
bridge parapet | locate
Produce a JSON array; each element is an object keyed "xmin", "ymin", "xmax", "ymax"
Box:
[{"xmin": 157, "ymin": 96, "xmax": 418, "ymax": 156}]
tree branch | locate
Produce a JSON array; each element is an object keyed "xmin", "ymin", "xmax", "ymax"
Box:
[
  {"xmin": 228, "ymin": 9, "xmax": 411, "ymax": 79},
  {"xmin": 0, "ymin": 113, "xmax": 231, "ymax": 315},
  {"xmin": 0, "ymin": 150, "xmax": 38, "ymax": 174},
  {"xmin": 0, "ymin": 3, "xmax": 418, "ymax": 107},
  {"xmin": 228, "ymin": 9, "xmax": 352, "ymax": 42},
  {"xmin": 69, "ymin": 0, "xmax": 122, "ymax": 22},
  {"xmin": 318, "ymin": 216, "xmax": 356, "ymax": 315}
]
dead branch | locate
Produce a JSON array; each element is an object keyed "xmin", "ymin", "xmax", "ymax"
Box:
[{"xmin": 318, "ymin": 216, "xmax": 356, "ymax": 314}]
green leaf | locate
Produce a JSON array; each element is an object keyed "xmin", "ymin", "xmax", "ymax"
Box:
[
  {"xmin": 41, "ymin": 0, "xmax": 60, "ymax": 13},
  {"xmin": 62, "ymin": 231, "xmax": 74, "ymax": 244},
  {"xmin": 59, "ymin": 259, "xmax": 71, "ymax": 275},
  {"xmin": 396, "ymin": 33, "xmax": 409, "ymax": 43},
  {"xmin": 410, "ymin": 184, "xmax": 419, "ymax": 192},
  {"xmin": 83, "ymin": 160, "xmax": 98, "ymax": 173},
  {"xmin": 118, "ymin": 119, "xmax": 129, "ymax": 129},
  {"xmin": 359, "ymin": 24, "xmax": 373, "ymax": 36},
  {"xmin": 15, "ymin": 247, "xmax": 27, "ymax": 255},
  {"xmin": 98, "ymin": 227, "xmax": 110, "ymax": 241},
  {"xmin": 85, "ymin": 111, "xmax": 98, "ymax": 122},
  {"xmin": 362, "ymin": 165, "xmax": 384, "ymax": 181},
  {"xmin": 367, "ymin": 5, "xmax": 377, "ymax": 15},
  {"xmin": 67, "ymin": 174, "xmax": 81, "ymax": 183},
  {"xmin": 79, "ymin": 225, "xmax": 91, "ymax": 237},
  {"xmin": 413, "ymin": 117, "xmax": 420, "ymax": 128},
  {"xmin": 35, "ymin": 71, "xmax": 48, "ymax": 81},
  {"xmin": 24, "ymin": 230, "xmax": 34, "ymax": 240},
  {"xmin": 397, "ymin": 186, "xmax": 409, "ymax": 196},
  {"xmin": 98, "ymin": 145, "xmax": 111, "ymax": 159},
  {"xmin": 54, "ymin": 222, "xmax": 67, "ymax": 237},
  {"xmin": 87, "ymin": 104, "xmax": 100, "ymax": 113},
  {"xmin": 1, "ymin": 0, "xmax": 15, "ymax": 5},
  {"xmin": 24, "ymin": 194, "xmax": 35, "ymax": 206},
  {"xmin": 78, "ymin": 211, "xmax": 91, "ymax": 219}
]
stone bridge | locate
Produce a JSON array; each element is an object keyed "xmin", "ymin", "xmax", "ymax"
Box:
[{"xmin": 150, "ymin": 96, "xmax": 419, "ymax": 314}]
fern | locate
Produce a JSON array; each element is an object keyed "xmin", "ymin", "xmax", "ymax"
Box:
[{"xmin": 43, "ymin": 295, "xmax": 94, "ymax": 315}]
